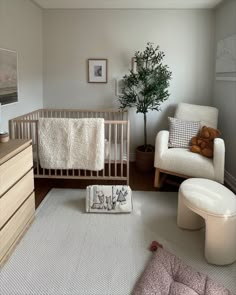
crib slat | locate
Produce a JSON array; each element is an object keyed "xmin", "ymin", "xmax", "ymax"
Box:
[
  {"xmin": 34, "ymin": 122, "xmax": 38, "ymax": 176},
  {"xmin": 121, "ymin": 124, "xmax": 124, "ymax": 178},
  {"xmin": 114, "ymin": 124, "xmax": 117, "ymax": 177},
  {"xmin": 126, "ymin": 121, "xmax": 130, "ymax": 184},
  {"xmin": 108, "ymin": 123, "xmax": 111, "ymax": 178},
  {"xmin": 103, "ymin": 124, "xmax": 106, "ymax": 178}
]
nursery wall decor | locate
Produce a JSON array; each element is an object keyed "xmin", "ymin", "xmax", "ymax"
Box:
[
  {"xmin": 88, "ymin": 59, "xmax": 108, "ymax": 83},
  {"xmin": 0, "ymin": 48, "xmax": 18, "ymax": 105},
  {"xmin": 216, "ymin": 34, "xmax": 236, "ymax": 81}
]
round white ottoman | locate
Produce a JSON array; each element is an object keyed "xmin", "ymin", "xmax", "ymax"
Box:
[{"xmin": 177, "ymin": 178, "xmax": 236, "ymax": 265}]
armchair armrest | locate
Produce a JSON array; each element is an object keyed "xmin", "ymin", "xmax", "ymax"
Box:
[
  {"xmin": 213, "ymin": 138, "xmax": 225, "ymax": 184},
  {"xmin": 154, "ymin": 130, "xmax": 169, "ymax": 168}
]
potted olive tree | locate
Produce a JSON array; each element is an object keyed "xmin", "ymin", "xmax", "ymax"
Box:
[{"xmin": 119, "ymin": 42, "xmax": 172, "ymax": 172}]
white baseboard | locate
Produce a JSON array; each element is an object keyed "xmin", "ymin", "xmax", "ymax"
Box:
[{"xmin": 224, "ymin": 170, "xmax": 236, "ymax": 193}]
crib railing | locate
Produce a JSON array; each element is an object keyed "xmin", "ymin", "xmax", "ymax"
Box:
[{"xmin": 9, "ymin": 109, "xmax": 130, "ymax": 184}]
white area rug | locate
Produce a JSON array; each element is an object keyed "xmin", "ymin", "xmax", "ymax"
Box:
[{"xmin": 0, "ymin": 189, "xmax": 235, "ymax": 295}]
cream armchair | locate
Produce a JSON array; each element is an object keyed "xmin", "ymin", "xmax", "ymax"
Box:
[{"xmin": 154, "ymin": 103, "xmax": 225, "ymax": 188}]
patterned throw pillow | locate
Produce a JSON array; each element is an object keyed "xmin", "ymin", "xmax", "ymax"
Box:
[{"xmin": 168, "ymin": 117, "xmax": 200, "ymax": 148}]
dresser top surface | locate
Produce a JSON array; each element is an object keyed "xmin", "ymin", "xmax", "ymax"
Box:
[{"xmin": 0, "ymin": 140, "xmax": 32, "ymax": 165}]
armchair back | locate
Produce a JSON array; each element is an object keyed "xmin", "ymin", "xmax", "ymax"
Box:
[{"xmin": 175, "ymin": 103, "xmax": 218, "ymax": 128}]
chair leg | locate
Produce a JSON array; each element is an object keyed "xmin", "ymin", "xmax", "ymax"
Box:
[
  {"xmin": 154, "ymin": 168, "xmax": 168, "ymax": 188},
  {"xmin": 154, "ymin": 168, "xmax": 160, "ymax": 188},
  {"xmin": 154, "ymin": 168, "xmax": 161, "ymax": 188}
]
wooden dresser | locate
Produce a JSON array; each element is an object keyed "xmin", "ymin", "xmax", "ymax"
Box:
[{"xmin": 0, "ymin": 139, "xmax": 35, "ymax": 265}]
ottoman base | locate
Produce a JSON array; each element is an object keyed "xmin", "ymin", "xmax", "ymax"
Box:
[{"xmin": 177, "ymin": 178, "xmax": 236, "ymax": 265}]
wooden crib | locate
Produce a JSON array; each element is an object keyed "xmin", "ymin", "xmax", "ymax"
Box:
[{"xmin": 9, "ymin": 109, "xmax": 130, "ymax": 184}]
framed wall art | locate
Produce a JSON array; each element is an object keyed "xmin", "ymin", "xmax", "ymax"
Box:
[
  {"xmin": 88, "ymin": 59, "xmax": 108, "ymax": 83},
  {"xmin": 132, "ymin": 57, "xmax": 145, "ymax": 74},
  {"xmin": 216, "ymin": 34, "xmax": 236, "ymax": 81},
  {"xmin": 0, "ymin": 48, "xmax": 18, "ymax": 105},
  {"xmin": 115, "ymin": 78, "xmax": 125, "ymax": 96}
]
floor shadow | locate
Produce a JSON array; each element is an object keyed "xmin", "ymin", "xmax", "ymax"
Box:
[
  {"xmin": 63, "ymin": 198, "xmax": 86, "ymax": 213},
  {"xmin": 143, "ymin": 214, "xmax": 205, "ymax": 254}
]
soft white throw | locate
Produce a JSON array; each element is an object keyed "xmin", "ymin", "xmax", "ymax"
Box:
[{"xmin": 38, "ymin": 118, "xmax": 104, "ymax": 170}]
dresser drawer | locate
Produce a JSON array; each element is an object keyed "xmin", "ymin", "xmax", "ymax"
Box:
[
  {"xmin": 0, "ymin": 146, "xmax": 33, "ymax": 196},
  {"xmin": 0, "ymin": 169, "xmax": 34, "ymax": 229},
  {"xmin": 0, "ymin": 193, "xmax": 35, "ymax": 262}
]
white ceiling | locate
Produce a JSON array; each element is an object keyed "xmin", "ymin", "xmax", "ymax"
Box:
[{"xmin": 33, "ymin": 0, "xmax": 223, "ymax": 9}]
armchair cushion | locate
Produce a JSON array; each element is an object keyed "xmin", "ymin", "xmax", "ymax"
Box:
[
  {"xmin": 157, "ymin": 148, "xmax": 215, "ymax": 180},
  {"xmin": 168, "ymin": 117, "xmax": 200, "ymax": 148}
]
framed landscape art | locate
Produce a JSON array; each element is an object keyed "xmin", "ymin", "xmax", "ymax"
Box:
[
  {"xmin": 216, "ymin": 34, "xmax": 236, "ymax": 81},
  {"xmin": 0, "ymin": 48, "xmax": 18, "ymax": 105}
]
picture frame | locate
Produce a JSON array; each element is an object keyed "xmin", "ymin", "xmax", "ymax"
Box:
[
  {"xmin": 88, "ymin": 59, "xmax": 108, "ymax": 83},
  {"xmin": 0, "ymin": 48, "xmax": 18, "ymax": 105},
  {"xmin": 132, "ymin": 57, "xmax": 145, "ymax": 74},
  {"xmin": 115, "ymin": 78, "xmax": 125, "ymax": 96},
  {"xmin": 215, "ymin": 34, "xmax": 236, "ymax": 81}
]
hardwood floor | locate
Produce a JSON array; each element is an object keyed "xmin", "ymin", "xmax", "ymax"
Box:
[{"xmin": 34, "ymin": 162, "xmax": 181, "ymax": 208}]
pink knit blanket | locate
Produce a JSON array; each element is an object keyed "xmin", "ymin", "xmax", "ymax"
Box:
[{"xmin": 133, "ymin": 247, "xmax": 232, "ymax": 295}]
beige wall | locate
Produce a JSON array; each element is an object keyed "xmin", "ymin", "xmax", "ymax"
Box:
[
  {"xmin": 0, "ymin": 0, "xmax": 43, "ymax": 131},
  {"xmin": 214, "ymin": 0, "xmax": 236, "ymax": 189},
  {"xmin": 43, "ymin": 9, "xmax": 215, "ymax": 155}
]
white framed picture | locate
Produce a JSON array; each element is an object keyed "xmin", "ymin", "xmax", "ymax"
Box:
[
  {"xmin": 216, "ymin": 34, "xmax": 236, "ymax": 81},
  {"xmin": 0, "ymin": 48, "xmax": 18, "ymax": 105},
  {"xmin": 115, "ymin": 78, "xmax": 125, "ymax": 96},
  {"xmin": 88, "ymin": 59, "xmax": 108, "ymax": 83}
]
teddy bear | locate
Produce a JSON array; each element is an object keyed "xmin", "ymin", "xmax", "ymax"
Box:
[{"xmin": 190, "ymin": 126, "xmax": 221, "ymax": 158}]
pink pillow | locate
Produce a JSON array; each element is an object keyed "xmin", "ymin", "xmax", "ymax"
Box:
[{"xmin": 133, "ymin": 247, "xmax": 231, "ymax": 295}]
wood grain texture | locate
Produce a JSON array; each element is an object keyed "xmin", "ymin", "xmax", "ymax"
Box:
[
  {"xmin": 158, "ymin": 168, "xmax": 189, "ymax": 179},
  {"xmin": 0, "ymin": 216, "xmax": 34, "ymax": 268},
  {"xmin": 0, "ymin": 170, "xmax": 34, "ymax": 228},
  {"xmin": 0, "ymin": 146, "xmax": 33, "ymax": 196},
  {"xmin": 0, "ymin": 140, "xmax": 35, "ymax": 265},
  {"xmin": 0, "ymin": 193, "xmax": 35, "ymax": 263},
  {"xmin": 0, "ymin": 140, "xmax": 32, "ymax": 165}
]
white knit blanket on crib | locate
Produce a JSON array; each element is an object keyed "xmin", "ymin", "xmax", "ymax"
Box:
[{"xmin": 38, "ymin": 118, "xmax": 104, "ymax": 170}]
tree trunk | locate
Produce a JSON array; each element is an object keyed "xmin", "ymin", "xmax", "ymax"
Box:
[{"xmin": 144, "ymin": 112, "xmax": 147, "ymax": 148}]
